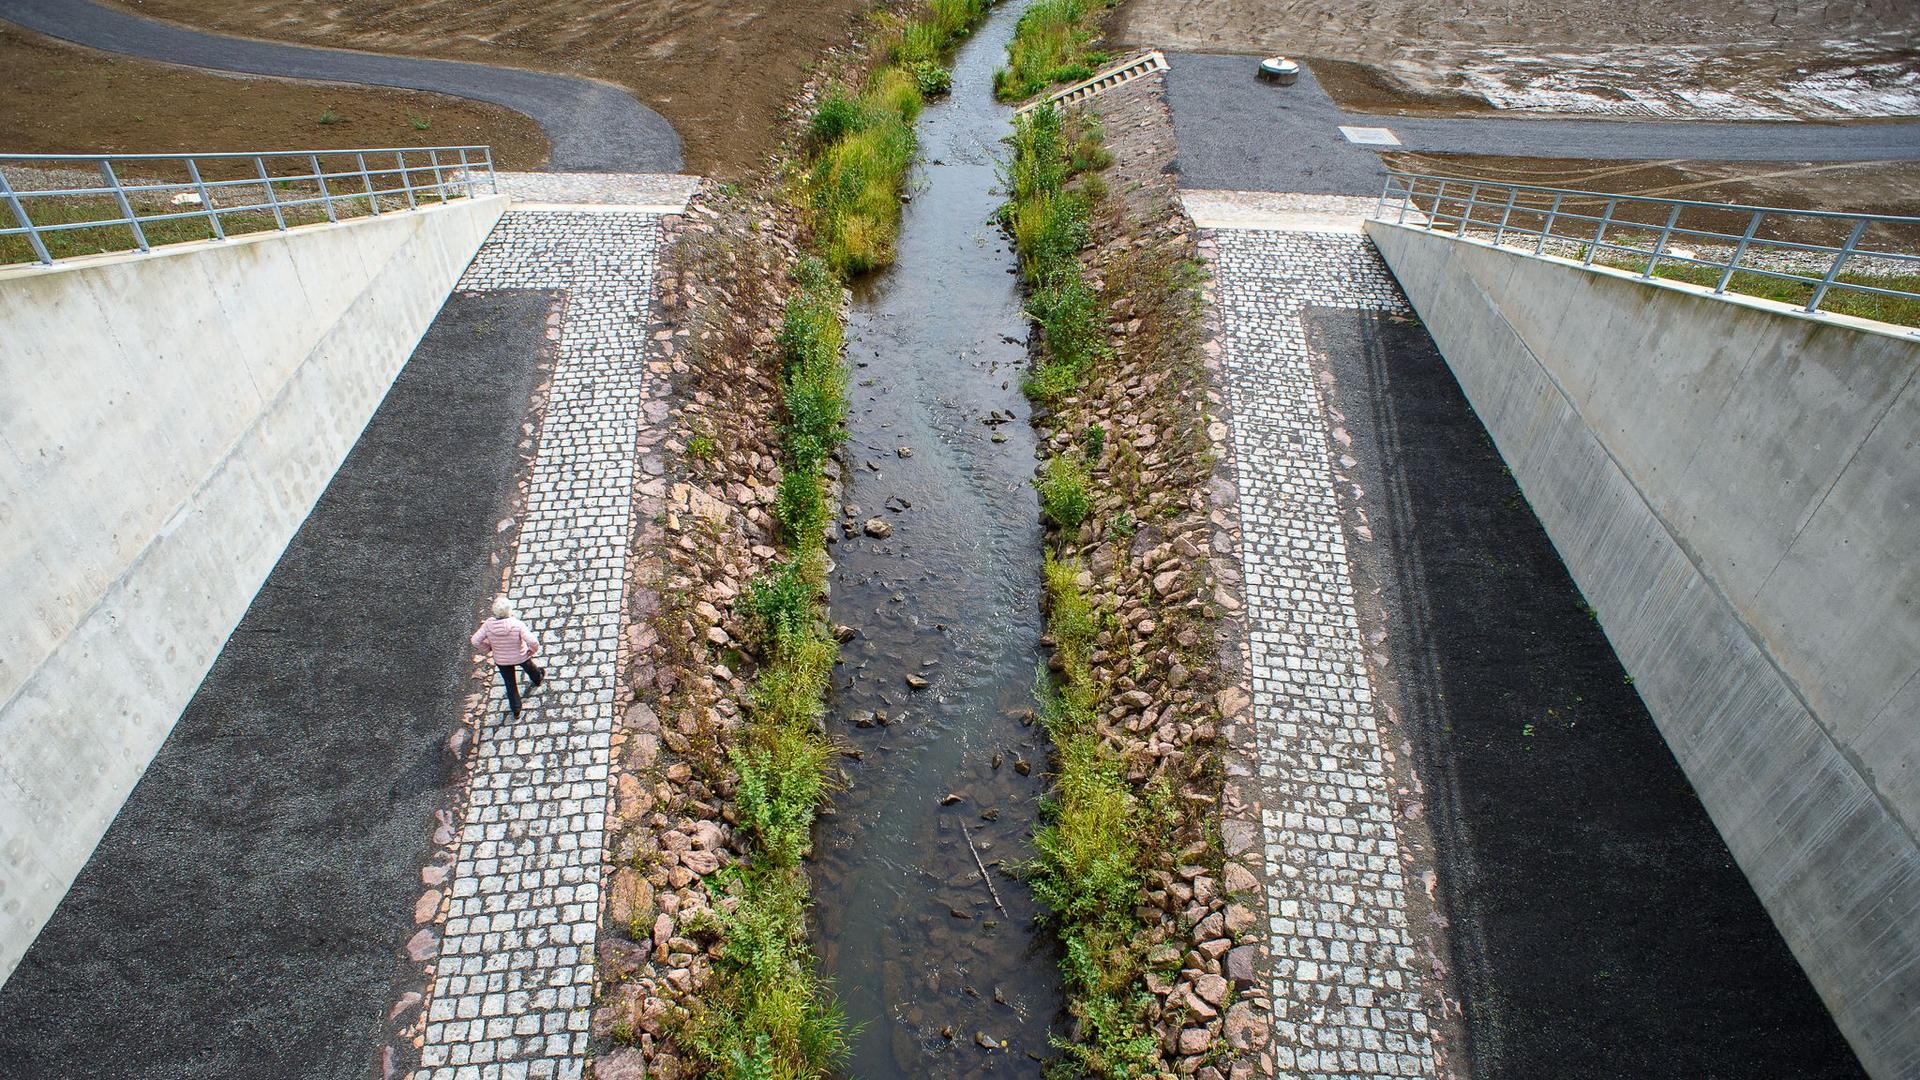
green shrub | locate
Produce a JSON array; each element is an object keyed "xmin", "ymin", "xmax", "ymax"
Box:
[
  {"xmin": 1081, "ymin": 423, "xmax": 1106, "ymax": 458},
  {"xmin": 742, "ymin": 560, "xmax": 815, "ymax": 654},
  {"xmin": 807, "ymin": 91, "xmax": 869, "ymax": 149},
  {"xmin": 907, "ymin": 59, "xmax": 953, "ymax": 96},
  {"xmin": 1036, "ymin": 454, "xmax": 1091, "ymax": 530},
  {"xmin": 749, "ymin": 628, "xmax": 837, "ymax": 731},
  {"xmin": 1030, "ymin": 735, "xmax": 1141, "ymax": 929},
  {"xmin": 733, "ymin": 726, "xmax": 833, "ymax": 867},
  {"xmin": 679, "ymin": 866, "xmax": 850, "ymax": 1078},
  {"xmin": 774, "ymin": 444, "xmax": 831, "ymax": 549}
]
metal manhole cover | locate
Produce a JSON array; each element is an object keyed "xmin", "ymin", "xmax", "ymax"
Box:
[{"xmin": 1339, "ymin": 125, "xmax": 1402, "ymax": 146}]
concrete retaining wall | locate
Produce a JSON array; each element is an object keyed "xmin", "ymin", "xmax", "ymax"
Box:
[
  {"xmin": 1365, "ymin": 221, "xmax": 1918, "ymax": 1079},
  {"xmin": 0, "ymin": 196, "xmax": 507, "ymax": 980}
]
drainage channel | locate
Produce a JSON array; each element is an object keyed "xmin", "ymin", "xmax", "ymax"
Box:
[{"xmin": 808, "ymin": 0, "xmax": 1067, "ymax": 1074}]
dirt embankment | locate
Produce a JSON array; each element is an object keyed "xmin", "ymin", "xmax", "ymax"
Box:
[
  {"xmin": 99, "ymin": 0, "xmax": 878, "ymax": 176},
  {"xmin": 1110, "ymin": 0, "xmax": 1920, "ymax": 121},
  {"xmin": 0, "ymin": 25, "xmax": 550, "ymax": 168}
]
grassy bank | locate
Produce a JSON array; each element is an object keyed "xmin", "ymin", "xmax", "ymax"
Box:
[
  {"xmin": 804, "ymin": 0, "xmax": 994, "ymax": 274},
  {"xmin": 673, "ymin": 255, "xmax": 851, "ymax": 1079},
  {"xmin": 1005, "ymin": 102, "xmax": 1174, "ymax": 1078},
  {"xmin": 993, "ymin": 0, "xmax": 1116, "ymax": 103}
]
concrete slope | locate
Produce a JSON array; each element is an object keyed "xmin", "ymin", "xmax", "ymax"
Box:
[
  {"xmin": 0, "ymin": 0, "xmax": 682, "ymax": 173},
  {"xmin": 1367, "ymin": 221, "xmax": 1920, "ymax": 1079}
]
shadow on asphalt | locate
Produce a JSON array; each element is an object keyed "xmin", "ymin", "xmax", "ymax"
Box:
[
  {"xmin": 0, "ymin": 290, "xmax": 555, "ymax": 1080},
  {"xmin": 1307, "ymin": 307, "xmax": 1866, "ymax": 1080}
]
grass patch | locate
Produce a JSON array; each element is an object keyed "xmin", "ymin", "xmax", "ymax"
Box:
[
  {"xmin": 993, "ymin": 0, "xmax": 1116, "ymax": 103},
  {"xmin": 803, "ymin": 0, "xmax": 993, "ymax": 276},
  {"xmin": 679, "ymin": 865, "xmax": 851, "ymax": 1078},
  {"xmin": 1031, "ymin": 559, "xmax": 1166, "ymax": 1079},
  {"xmin": 1001, "ymin": 105, "xmax": 1114, "ymax": 403},
  {"xmin": 1036, "ymin": 453, "xmax": 1091, "ymax": 530},
  {"xmin": 1598, "ymin": 257, "xmax": 1920, "ymax": 329}
]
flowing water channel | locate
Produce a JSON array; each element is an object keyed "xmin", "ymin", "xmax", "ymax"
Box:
[{"xmin": 810, "ymin": 2, "xmax": 1067, "ymax": 1075}]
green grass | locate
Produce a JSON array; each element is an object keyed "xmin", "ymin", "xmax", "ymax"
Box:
[
  {"xmin": 1036, "ymin": 453, "xmax": 1091, "ymax": 530},
  {"xmin": 993, "ymin": 0, "xmax": 1116, "ymax": 102},
  {"xmin": 1030, "ymin": 558, "xmax": 1166, "ymax": 1079},
  {"xmin": 1001, "ymin": 105, "xmax": 1114, "ymax": 403},
  {"xmin": 1608, "ymin": 258, "xmax": 1920, "ymax": 329},
  {"xmin": 678, "ymin": 865, "xmax": 851, "ymax": 1079}
]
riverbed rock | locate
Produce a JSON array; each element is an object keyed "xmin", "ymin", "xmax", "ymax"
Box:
[{"xmin": 863, "ymin": 517, "xmax": 893, "ymax": 538}]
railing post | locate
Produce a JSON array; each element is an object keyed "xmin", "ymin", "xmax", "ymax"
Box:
[
  {"xmin": 1430, "ymin": 180, "xmax": 1447, "ymax": 231},
  {"xmin": 185, "ymin": 158, "xmax": 224, "ymax": 240},
  {"xmin": 255, "ymin": 156, "xmax": 288, "ymax": 230},
  {"xmin": 396, "ymin": 151, "xmax": 417, "ymax": 210},
  {"xmin": 0, "ymin": 168, "xmax": 54, "ymax": 265},
  {"xmin": 1585, "ymin": 199, "xmax": 1617, "ymax": 267},
  {"xmin": 487, "ymin": 148, "xmax": 498, "ymax": 194},
  {"xmin": 1493, "ymin": 186, "xmax": 1518, "ymax": 247},
  {"xmin": 99, "ymin": 159, "xmax": 149, "ymax": 253},
  {"xmin": 1717, "ymin": 211, "xmax": 1764, "ymax": 294},
  {"xmin": 428, "ymin": 150, "xmax": 447, "ymax": 203},
  {"xmin": 1535, "ymin": 192, "xmax": 1563, "ymax": 255},
  {"xmin": 357, "ymin": 152, "xmax": 380, "ymax": 215},
  {"xmin": 1807, "ymin": 218, "xmax": 1867, "ymax": 313},
  {"xmin": 456, "ymin": 148, "xmax": 473, "ymax": 198},
  {"xmin": 1462, "ymin": 182, "xmax": 1482, "ymax": 235},
  {"xmin": 1644, "ymin": 202, "xmax": 1682, "ymax": 277},
  {"xmin": 309, "ymin": 154, "xmax": 337, "ymax": 222},
  {"xmin": 1396, "ymin": 176, "xmax": 1413, "ymax": 224}
]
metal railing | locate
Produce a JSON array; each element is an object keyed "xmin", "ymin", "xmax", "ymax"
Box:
[
  {"xmin": 1, "ymin": 145, "xmax": 496, "ymax": 266},
  {"xmin": 1373, "ymin": 170, "xmax": 1920, "ymax": 323}
]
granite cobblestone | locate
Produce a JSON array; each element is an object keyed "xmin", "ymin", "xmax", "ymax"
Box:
[
  {"xmin": 1209, "ymin": 227, "xmax": 1437, "ymax": 1080},
  {"xmin": 409, "ymin": 210, "xmax": 664, "ymax": 1080}
]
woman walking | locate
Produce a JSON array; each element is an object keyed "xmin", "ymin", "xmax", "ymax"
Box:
[{"xmin": 471, "ymin": 596, "xmax": 543, "ymax": 717}]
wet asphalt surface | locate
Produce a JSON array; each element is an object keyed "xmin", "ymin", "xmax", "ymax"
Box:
[
  {"xmin": 1162, "ymin": 51, "xmax": 1920, "ymax": 194},
  {"xmin": 0, "ymin": 0, "xmax": 683, "ymax": 172},
  {"xmin": 1308, "ymin": 306, "xmax": 1865, "ymax": 1079},
  {"xmin": 0, "ymin": 291, "xmax": 553, "ymax": 1079}
]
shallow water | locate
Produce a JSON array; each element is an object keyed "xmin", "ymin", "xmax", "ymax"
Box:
[{"xmin": 809, "ymin": 2, "xmax": 1068, "ymax": 1075}]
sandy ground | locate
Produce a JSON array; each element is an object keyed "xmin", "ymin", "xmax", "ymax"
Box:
[
  {"xmin": 1110, "ymin": 0, "xmax": 1920, "ymax": 121},
  {"xmin": 97, "ymin": 0, "xmax": 876, "ymax": 177},
  {"xmin": 0, "ymin": 25, "xmax": 550, "ymax": 168}
]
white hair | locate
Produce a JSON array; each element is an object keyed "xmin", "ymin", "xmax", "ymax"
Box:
[{"xmin": 492, "ymin": 596, "xmax": 514, "ymax": 619}]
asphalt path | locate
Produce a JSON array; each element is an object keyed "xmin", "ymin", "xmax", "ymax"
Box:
[
  {"xmin": 0, "ymin": 291, "xmax": 554, "ymax": 1079},
  {"xmin": 1164, "ymin": 52, "xmax": 1920, "ymax": 193},
  {"xmin": 1315, "ymin": 307, "xmax": 1866, "ymax": 1079},
  {"xmin": 0, "ymin": 0, "xmax": 682, "ymax": 172}
]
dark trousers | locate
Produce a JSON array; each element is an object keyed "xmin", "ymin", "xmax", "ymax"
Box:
[{"xmin": 496, "ymin": 660, "xmax": 544, "ymax": 716}]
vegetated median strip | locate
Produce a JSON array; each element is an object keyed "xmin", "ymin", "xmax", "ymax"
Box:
[
  {"xmin": 659, "ymin": 2, "xmax": 1010, "ymax": 1076},
  {"xmin": 1006, "ymin": 97, "xmax": 1270, "ymax": 1076},
  {"xmin": 994, "ymin": 0, "xmax": 1117, "ymax": 103}
]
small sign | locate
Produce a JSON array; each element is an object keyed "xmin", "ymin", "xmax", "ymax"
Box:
[{"xmin": 1339, "ymin": 126, "xmax": 1402, "ymax": 146}]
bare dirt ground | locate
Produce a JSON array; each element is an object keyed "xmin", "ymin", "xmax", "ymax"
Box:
[
  {"xmin": 0, "ymin": 25, "xmax": 550, "ymax": 168},
  {"xmin": 1382, "ymin": 152, "xmax": 1920, "ymax": 218},
  {"xmin": 1110, "ymin": 0, "xmax": 1920, "ymax": 121},
  {"xmin": 98, "ymin": 0, "xmax": 877, "ymax": 177}
]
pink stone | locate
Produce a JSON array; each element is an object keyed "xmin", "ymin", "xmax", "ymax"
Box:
[{"xmin": 413, "ymin": 889, "xmax": 442, "ymax": 925}]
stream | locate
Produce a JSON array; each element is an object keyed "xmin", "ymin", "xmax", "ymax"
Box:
[{"xmin": 809, "ymin": 1, "xmax": 1068, "ymax": 1074}]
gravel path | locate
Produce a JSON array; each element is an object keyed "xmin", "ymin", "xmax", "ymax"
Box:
[
  {"xmin": 1164, "ymin": 52, "xmax": 1920, "ymax": 194},
  {"xmin": 0, "ymin": 0, "xmax": 682, "ymax": 173}
]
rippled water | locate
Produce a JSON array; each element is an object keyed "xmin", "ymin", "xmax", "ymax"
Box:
[{"xmin": 808, "ymin": 2, "xmax": 1068, "ymax": 1075}]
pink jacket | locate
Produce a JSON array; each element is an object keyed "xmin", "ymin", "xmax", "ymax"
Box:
[{"xmin": 471, "ymin": 616, "xmax": 539, "ymax": 666}]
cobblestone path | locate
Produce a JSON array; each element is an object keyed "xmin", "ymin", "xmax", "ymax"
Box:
[
  {"xmin": 1207, "ymin": 226, "xmax": 1439, "ymax": 1079},
  {"xmin": 411, "ymin": 210, "xmax": 664, "ymax": 1080}
]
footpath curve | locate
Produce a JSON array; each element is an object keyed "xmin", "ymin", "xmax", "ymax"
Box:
[{"xmin": 0, "ymin": 0, "xmax": 683, "ymax": 173}]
